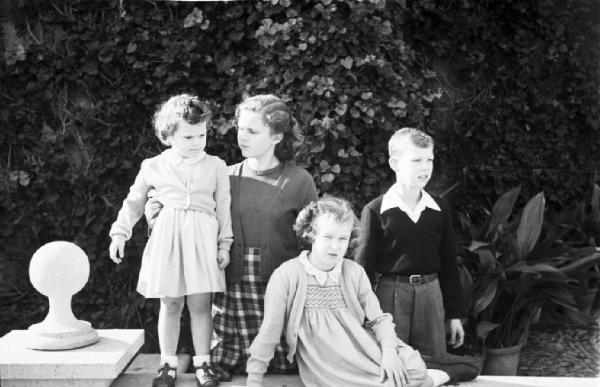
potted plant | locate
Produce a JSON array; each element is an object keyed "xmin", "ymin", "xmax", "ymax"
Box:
[
  {"xmin": 458, "ymin": 186, "xmax": 585, "ymax": 375},
  {"xmin": 554, "ymin": 248, "xmax": 600, "ymax": 316},
  {"xmin": 542, "ymin": 184, "xmax": 600, "ymax": 315}
]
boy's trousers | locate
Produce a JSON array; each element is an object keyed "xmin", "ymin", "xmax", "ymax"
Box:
[{"xmin": 375, "ymin": 276, "xmax": 446, "ymax": 357}]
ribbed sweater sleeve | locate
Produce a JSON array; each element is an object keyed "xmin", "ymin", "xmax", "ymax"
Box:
[
  {"xmin": 109, "ymin": 159, "xmax": 151, "ymax": 240},
  {"xmin": 246, "ymin": 268, "xmax": 289, "ymax": 385},
  {"xmin": 299, "ymin": 170, "xmax": 319, "ymax": 208},
  {"xmin": 356, "ymin": 265, "xmax": 407, "ymax": 348},
  {"xmin": 214, "ymin": 158, "xmax": 233, "ymax": 252},
  {"xmin": 437, "ymin": 198, "xmax": 464, "ymax": 318},
  {"xmin": 355, "ymin": 199, "xmax": 381, "ymax": 284}
]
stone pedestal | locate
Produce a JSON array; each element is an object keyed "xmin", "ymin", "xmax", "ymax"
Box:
[
  {"xmin": 27, "ymin": 241, "xmax": 99, "ymax": 350},
  {"xmin": 0, "ymin": 329, "xmax": 144, "ymax": 387}
]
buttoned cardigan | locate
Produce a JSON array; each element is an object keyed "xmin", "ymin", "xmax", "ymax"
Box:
[{"xmin": 109, "ymin": 149, "xmax": 233, "ymax": 251}]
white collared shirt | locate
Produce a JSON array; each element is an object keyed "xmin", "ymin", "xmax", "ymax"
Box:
[
  {"xmin": 380, "ymin": 184, "xmax": 441, "ymax": 223},
  {"xmin": 299, "ymin": 250, "xmax": 343, "ymax": 286}
]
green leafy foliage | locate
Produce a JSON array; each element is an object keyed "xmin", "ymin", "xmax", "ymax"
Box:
[
  {"xmin": 402, "ymin": 0, "xmax": 600, "ymax": 212},
  {"xmin": 459, "ymin": 187, "xmax": 600, "ymax": 350},
  {"xmin": 1, "ymin": 0, "xmax": 599, "ymax": 352}
]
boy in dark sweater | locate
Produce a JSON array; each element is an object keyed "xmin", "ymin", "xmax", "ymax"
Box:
[{"xmin": 355, "ymin": 127, "xmax": 465, "ymax": 359}]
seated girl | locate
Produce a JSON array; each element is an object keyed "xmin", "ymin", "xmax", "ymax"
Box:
[{"xmin": 245, "ymin": 196, "xmax": 451, "ymax": 387}]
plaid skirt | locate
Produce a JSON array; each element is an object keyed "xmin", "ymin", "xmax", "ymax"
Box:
[{"xmin": 211, "ymin": 247, "xmax": 295, "ymax": 374}]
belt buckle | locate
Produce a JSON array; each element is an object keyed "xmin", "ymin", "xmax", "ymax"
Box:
[{"xmin": 409, "ymin": 275, "xmax": 423, "ymax": 285}]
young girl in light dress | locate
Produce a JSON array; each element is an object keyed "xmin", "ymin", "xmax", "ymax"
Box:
[
  {"xmin": 246, "ymin": 196, "xmax": 454, "ymax": 387},
  {"xmin": 109, "ymin": 94, "xmax": 230, "ymax": 387}
]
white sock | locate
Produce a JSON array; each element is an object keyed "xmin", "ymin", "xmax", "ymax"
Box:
[
  {"xmin": 427, "ymin": 369, "xmax": 450, "ymax": 387},
  {"xmin": 193, "ymin": 354, "xmax": 211, "ymax": 366}
]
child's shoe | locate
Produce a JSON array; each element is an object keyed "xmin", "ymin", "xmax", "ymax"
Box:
[
  {"xmin": 195, "ymin": 362, "xmax": 219, "ymax": 387},
  {"xmin": 423, "ymin": 353, "xmax": 481, "ymax": 383},
  {"xmin": 152, "ymin": 363, "xmax": 177, "ymax": 387},
  {"xmin": 211, "ymin": 365, "xmax": 233, "ymax": 382}
]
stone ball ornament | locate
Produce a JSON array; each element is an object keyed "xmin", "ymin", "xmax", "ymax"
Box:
[{"xmin": 27, "ymin": 241, "xmax": 99, "ymax": 350}]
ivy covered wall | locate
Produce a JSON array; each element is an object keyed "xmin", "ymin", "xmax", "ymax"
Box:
[{"xmin": 1, "ymin": 0, "xmax": 598, "ymax": 351}]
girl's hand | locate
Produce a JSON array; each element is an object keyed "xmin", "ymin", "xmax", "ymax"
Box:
[
  {"xmin": 144, "ymin": 198, "xmax": 163, "ymax": 228},
  {"xmin": 448, "ymin": 318, "xmax": 465, "ymax": 348},
  {"xmin": 109, "ymin": 237, "xmax": 126, "ymax": 264},
  {"xmin": 379, "ymin": 347, "xmax": 408, "ymax": 387},
  {"xmin": 217, "ymin": 250, "xmax": 230, "ymax": 269}
]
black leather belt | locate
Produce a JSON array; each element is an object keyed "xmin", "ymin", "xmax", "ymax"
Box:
[{"xmin": 380, "ymin": 273, "xmax": 438, "ymax": 285}]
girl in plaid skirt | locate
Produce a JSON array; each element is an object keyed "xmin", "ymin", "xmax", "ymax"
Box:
[{"xmin": 211, "ymin": 95, "xmax": 317, "ymax": 380}]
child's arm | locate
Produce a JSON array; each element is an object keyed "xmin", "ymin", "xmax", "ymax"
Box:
[
  {"xmin": 437, "ymin": 199, "xmax": 464, "ymax": 319},
  {"xmin": 355, "ymin": 266, "xmax": 405, "ymax": 348},
  {"xmin": 214, "ymin": 158, "xmax": 232, "ymax": 269},
  {"xmin": 246, "ymin": 269, "xmax": 289, "ymax": 387},
  {"xmin": 437, "ymin": 199, "xmax": 465, "ymax": 347},
  {"xmin": 354, "ymin": 204, "xmax": 381, "ymax": 284},
  {"xmin": 295, "ymin": 169, "xmax": 318, "ymax": 212},
  {"xmin": 302, "ymin": 174, "xmax": 319, "ymax": 206},
  {"xmin": 108, "ymin": 161, "xmax": 151, "ymax": 253},
  {"xmin": 109, "ymin": 237, "xmax": 126, "ymax": 264},
  {"xmin": 143, "ymin": 189, "xmax": 162, "ymax": 230},
  {"xmin": 355, "ymin": 266, "xmax": 411, "ymax": 385}
]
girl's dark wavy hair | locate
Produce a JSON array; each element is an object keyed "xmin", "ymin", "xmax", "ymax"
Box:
[
  {"xmin": 293, "ymin": 196, "xmax": 360, "ymax": 256},
  {"xmin": 235, "ymin": 94, "xmax": 303, "ymax": 162},
  {"xmin": 153, "ymin": 94, "xmax": 211, "ymax": 145}
]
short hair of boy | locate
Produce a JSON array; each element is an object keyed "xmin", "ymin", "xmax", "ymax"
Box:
[{"xmin": 388, "ymin": 127, "xmax": 434, "ymax": 158}]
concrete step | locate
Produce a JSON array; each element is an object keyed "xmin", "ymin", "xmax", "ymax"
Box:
[{"xmin": 112, "ymin": 354, "xmax": 600, "ymax": 387}]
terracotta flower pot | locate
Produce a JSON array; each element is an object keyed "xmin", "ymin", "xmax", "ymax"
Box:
[{"xmin": 482, "ymin": 343, "xmax": 523, "ymax": 376}]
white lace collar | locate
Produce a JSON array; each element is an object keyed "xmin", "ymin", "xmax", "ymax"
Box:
[{"xmin": 299, "ymin": 250, "xmax": 343, "ymax": 286}]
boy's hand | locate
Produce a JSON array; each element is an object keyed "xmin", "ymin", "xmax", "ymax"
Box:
[
  {"xmin": 109, "ymin": 237, "xmax": 126, "ymax": 264},
  {"xmin": 144, "ymin": 198, "xmax": 163, "ymax": 228},
  {"xmin": 217, "ymin": 250, "xmax": 230, "ymax": 269},
  {"xmin": 379, "ymin": 347, "xmax": 408, "ymax": 386},
  {"xmin": 448, "ymin": 318, "xmax": 465, "ymax": 348}
]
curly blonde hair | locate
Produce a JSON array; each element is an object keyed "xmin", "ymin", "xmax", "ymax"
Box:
[
  {"xmin": 293, "ymin": 196, "xmax": 360, "ymax": 254},
  {"xmin": 153, "ymin": 94, "xmax": 211, "ymax": 145},
  {"xmin": 235, "ymin": 94, "xmax": 303, "ymax": 162}
]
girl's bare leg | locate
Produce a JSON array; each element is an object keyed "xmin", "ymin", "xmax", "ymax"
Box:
[
  {"xmin": 158, "ymin": 296, "xmax": 185, "ymax": 356},
  {"xmin": 187, "ymin": 293, "xmax": 213, "ymax": 356}
]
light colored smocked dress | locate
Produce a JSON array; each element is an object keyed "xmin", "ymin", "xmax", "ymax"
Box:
[
  {"xmin": 109, "ymin": 149, "xmax": 232, "ymax": 298},
  {"xmin": 296, "ymin": 256, "xmax": 399, "ymax": 387}
]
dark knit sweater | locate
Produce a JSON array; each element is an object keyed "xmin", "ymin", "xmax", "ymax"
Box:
[
  {"xmin": 226, "ymin": 162, "xmax": 318, "ymax": 283},
  {"xmin": 355, "ymin": 194, "xmax": 464, "ymax": 318}
]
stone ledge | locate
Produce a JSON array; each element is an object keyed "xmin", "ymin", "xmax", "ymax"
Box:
[
  {"xmin": 113, "ymin": 354, "xmax": 600, "ymax": 387},
  {"xmin": 0, "ymin": 329, "xmax": 143, "ymax": 387}
]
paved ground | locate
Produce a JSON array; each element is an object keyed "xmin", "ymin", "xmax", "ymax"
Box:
[{"xmin": 518, "ymin": 310, "xmax": 600, "ymax": 377}]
